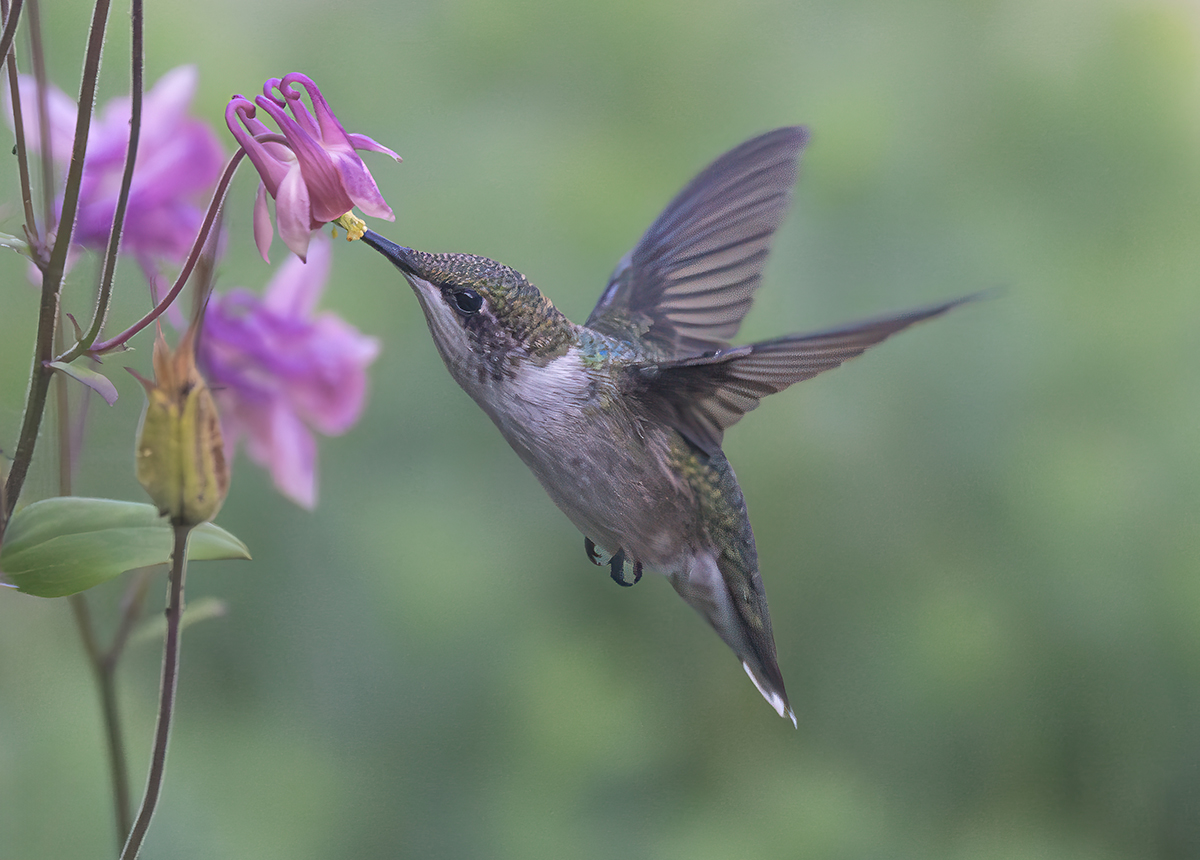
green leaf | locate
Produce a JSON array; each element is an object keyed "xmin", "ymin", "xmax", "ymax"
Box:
[
  {"xmin": 0, "ymin": 230, "xmax": 32, "ymax": 258},
  {"xmin": 188, "ymin": 522, "xmax": 251, "ymax": 562},
  {"xmin": 0, "ymin": 497, "xmax": 251, "ymax": 598},
  {"xmin": 47, "ymin": 361, "xmax": 119, "ymax": 405},
  {"xmin": 130, "ymin": 596, "xmax": 229, "ymax": 646}
]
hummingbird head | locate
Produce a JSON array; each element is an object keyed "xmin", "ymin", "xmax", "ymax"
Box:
[{"xmin": 362, "ymin": 230, "xmax": 574, "ymax": 388}]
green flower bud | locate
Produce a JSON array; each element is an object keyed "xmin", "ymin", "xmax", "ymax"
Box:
[{"xmin": 131, "ymin": 324, "xmax": 230, "ymax": 526}]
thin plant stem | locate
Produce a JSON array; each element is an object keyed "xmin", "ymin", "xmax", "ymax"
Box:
[
  {"xmin": 0, "ymin": 0, "xmax": 24, "ymax": 69},
  {"xmin": 1, "ymin": 0, "xmax": 112, "ymax": 525},
  {"xmin": 69, "ymin": 592, "xmax": 136, "ymax": 846},
  {"xmin": 56, "ymin": 301, "xmax": 140, "ymax": 846},
  {"xmin": 67, "ymin": 148, "xmax": 247, "ymax": 359},
  {"xmin": 99, "ymin": 565, "xmax": 156, "ymax": 843},
  {"xmin": 0, "ymin": 0, "xmax": 38, "ymax": 252},
  {"xmin": 67, "ymin": 593, "xmax": 101, "ymax": 667},
  {"xmin": 68, "ymin": 566, "xmax": 155, "ymax": 850},
  {"xmin": 96, "ymin": 649, "xmax": 134, "ymax": 846},
  {"xmin": 24, "ymin": 0, "xmax": 54, "ymax": 237},
  {"xmin": 85, "ymin": 0, "xmax": 142, "ymax": 356},
  {"xmin": 6, "ymin": 11, "xmax": 153, "ymax": 849},
  {"xmin": 53, "ymin": 309, "xmax": 72, "ymax": 497},
  {"xmin": 107, "ymin": 567, "xmax": 156, "ymax": 666},
  {"xmin": 2, "ymin": 245, "xmax": 55, "ymax": 525},
  {"xmin": 119, "ymin": 524, "xmax": 191, "ymax": 860}
]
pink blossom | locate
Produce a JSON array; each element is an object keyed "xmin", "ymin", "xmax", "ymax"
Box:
[
  {"xmin": 198, "ymin": 235, "xmax": 380, "ymax": 509},
  {"xmin": 4, "ymin": 66, "xmax": 225, "ymax": 271},
  {"xmin": 225, "ymin": 73, "xmax": 400, "ymax": 262}
]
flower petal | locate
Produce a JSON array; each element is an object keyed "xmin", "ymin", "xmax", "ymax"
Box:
[
  {"xmin": 263, "ymin": 233, "xmax": 332, "ymax": 317},
  {"xmin": 274, "ymin": 165, "xmax": 315, "ymax": 261},
  {"xmin": 296, "ymin": 319, "xmax": 380, "ymax": 435},
  {"xmin": 137, "ymin": 65, "xmax": 199, "ymax": 150},
  {"xmin": 347, "ymin": 133, "xmax": 402, "ymax": 163},
  {"xmin": 199, "ymin": 241, "xmax": 379, "ymax": 509},
  {"xmin": 253, "ymin": 181, "xmax": 274, "ymax": 262},
  {"xmin": 329, "ymin": 155, "xmax": 394, "ymax": 221},
  {"xmin": 9, "ymin": 67, "xmax": 226, "ymax": 266},
  {"xmin": 254, "ymin": 93, "xmax": 354, "ymax": 223},
  {"xmin": 263, "ymin": 401, "xmax": 318, "ymax": 509}
]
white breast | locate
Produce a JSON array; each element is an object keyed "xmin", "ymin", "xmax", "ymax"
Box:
[{"xmin": 487, "ymin": 350, "xmax": 597, "ymax": 446}]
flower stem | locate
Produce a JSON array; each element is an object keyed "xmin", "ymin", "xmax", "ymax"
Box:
[
  {"xmin": 63, "ymin": 147, "xmax": 247, "ymax": 360},
  {"xmin": 119, "ymin": 524, "xmax": 191, "ymax": 860},
  {"xmin": 69, "ymin": 594, "xmax": 136, "ymax": 847},
  {"xmin": 0, "ymin": 0, "xmax": 111, "ymax": 525},
  {"xmin": 25, "ymin": 0, "xmax": 55, "ymax": 238},
  {"xmin": 57, "ymin": 305, "xmax": 147, "ymax": 848},
  {"xmin": 77, "ymin": 0, "xmax": 142, "ymax": 355},
  {"xmin": 54, "ymin": 305, "xmax": 72, "ymax": 496},
  {"xmin": 0, "ymin": 0, "xmax": 24, "ymax": 68},
  {"xmin": 97, "ymin": 650, "xmax": 135, "ymax": 843},
  {"xmin": 0, "ymin": 0, "xmax": 38, "ymax": 252}
]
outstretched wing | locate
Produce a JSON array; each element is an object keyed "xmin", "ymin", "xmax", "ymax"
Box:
[
  {"xmin": 587, "ymin": 127, "xmax": 808, "ymax": 358},
  {"xmin": 628, "ymin": 295, "xmax": 975, "ymax": 455}
]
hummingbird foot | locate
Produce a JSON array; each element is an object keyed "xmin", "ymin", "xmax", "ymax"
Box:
[
  {"xmin": 584, "ymin": 537, "xmax": 606, "ymax": 565},
  {"xmin": 585, "ymin": 538, "xmax": 642, "ymax": 587},
  {"xmin": 607, "ymin": 548, "xmax": 643, "ymax": 587}
]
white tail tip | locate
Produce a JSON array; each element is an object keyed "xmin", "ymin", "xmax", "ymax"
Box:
[{"xmin": 743, "ymin": 661, "xmax": 797, "ymax": 728}]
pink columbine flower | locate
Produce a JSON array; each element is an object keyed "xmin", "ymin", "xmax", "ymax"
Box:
[
  {"xmin": 5, "ymin": 66, "xmax": 225, "ymax": 273},
  {"xmin": 198, "ymin": 235, "xmax": 380, "ymax": 509},
  {"xmin": 225, "ymin": 73, "xmax": 400, "ymax": 263}
]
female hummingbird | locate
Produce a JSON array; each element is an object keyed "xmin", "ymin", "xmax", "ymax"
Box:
[{"xmin": 362, "ymin": 127, "xmax": 969, "ymax": 725}]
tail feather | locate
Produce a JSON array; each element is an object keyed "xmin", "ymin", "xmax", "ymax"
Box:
[
  {"xmin": 743, "ymin": 661, "xmax": 797, "ymax": 728},
  {"xmin": 669, "ymin": 551, "xmax": 797, "ymax": 727}
]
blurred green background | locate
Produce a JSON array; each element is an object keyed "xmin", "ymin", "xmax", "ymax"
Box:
[{"xmin": 3, "ymin": 0, "xmax": 1200, "ymax": 857}]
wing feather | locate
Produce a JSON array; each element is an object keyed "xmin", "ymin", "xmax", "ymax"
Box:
[
  {"xmin": 587, "ymin": 127, "xmax": 809, "ymax": 357},
  {"xmin": 628, "ymin": 295, "xmax": 976, "ymax": 454}
]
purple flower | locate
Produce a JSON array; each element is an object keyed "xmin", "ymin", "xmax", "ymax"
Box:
[
  {"xmin": 5, "ymin": 66, "xmax": 225, "ymax": 272},
  {"xmin": 225, "ymin": 73, "xmax": 400, "ymax": 263},
  {"xmin": 198, "ymin": 235, "xmax": 380, "ymax": 509}
]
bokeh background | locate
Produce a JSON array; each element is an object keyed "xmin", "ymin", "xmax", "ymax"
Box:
[{"xmin": 3, "ymin": 0, "xmax": 1200, "ymax": 857}]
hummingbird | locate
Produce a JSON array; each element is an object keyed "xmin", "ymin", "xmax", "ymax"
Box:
[{"xmin": 362, "ymin": 126, "xmax": 970, "ymax": 726}]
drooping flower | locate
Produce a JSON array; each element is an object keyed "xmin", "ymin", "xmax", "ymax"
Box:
[
  {"xmin": 198, "ymin": 235, "xmax": 380, "ymax": 509},
  {"xmin": 225, "ymin": 73, "xmax": 400, "ymax": 263},
  {"xmin": 4, "ymin": 66, "xmax": 225, "ymax": 273}
]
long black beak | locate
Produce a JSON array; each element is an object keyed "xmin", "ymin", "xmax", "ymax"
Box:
[{"xmin": 361, "ymin": 229, "xmax": 418, "ymax": 275}]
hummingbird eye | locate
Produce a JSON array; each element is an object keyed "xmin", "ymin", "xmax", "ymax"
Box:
[{"xmin": 451, "ymin": 289, "xmax": 483, "ymax": 316}]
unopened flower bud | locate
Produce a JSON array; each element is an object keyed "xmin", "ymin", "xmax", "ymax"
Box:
[{"xmin": 131, "ymin": 324, "xmax": 230, "ymax": 526}]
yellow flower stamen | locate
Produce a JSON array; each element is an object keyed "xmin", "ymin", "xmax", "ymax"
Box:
[{"xmin": 334, "ymin": 212, "xmax": 367, "ymax": 242}]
